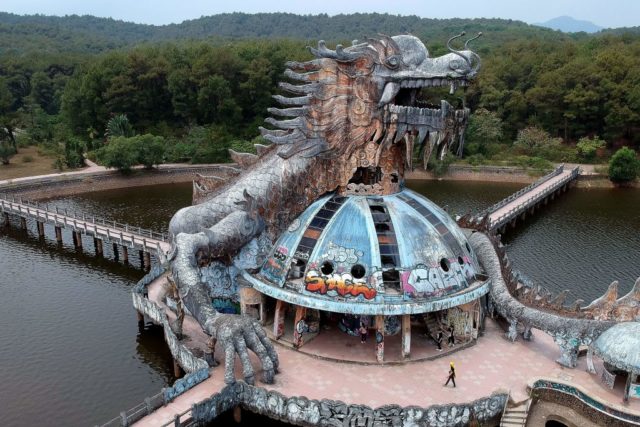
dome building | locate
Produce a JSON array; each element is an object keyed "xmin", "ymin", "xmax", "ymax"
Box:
[{"xmin": 240, "ymin": 187, "xmax": 490, "ymax": 362}]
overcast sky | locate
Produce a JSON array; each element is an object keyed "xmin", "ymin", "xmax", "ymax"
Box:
[{"xmin": 1, "ymin": 0, "xmax": 638, "ymax": 29}]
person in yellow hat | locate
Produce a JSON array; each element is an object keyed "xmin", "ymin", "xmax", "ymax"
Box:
[{"xmin": 444, "ymin": 361, "xmax": 456, "ymax": 387}]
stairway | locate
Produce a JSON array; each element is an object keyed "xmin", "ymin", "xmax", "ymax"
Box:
[
  {"xmin": 500, "ymin": 398, "xmax": 531, "ymax": 427},
  {"xmin": 421, "ymin": 313, "xmax": 443, "ymax": 342}
]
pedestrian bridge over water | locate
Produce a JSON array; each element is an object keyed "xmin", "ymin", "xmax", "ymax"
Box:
[
  {"xmin": 0, "ymin": 195, "xmax": 170, "ymax": 268},
  {"xmin": 459, "ymin": 164, "xmax": 581, "ymax": 234}
]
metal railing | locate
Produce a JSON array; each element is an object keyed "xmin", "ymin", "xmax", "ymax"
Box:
[
  {"xmin": 0, "ymin": 195, "xmax": 169, "ymax": 254},
  {"xmin": 489, "ymin": 166, "xmax": 579, "ymax": 230},
  {"xmin": 160, "ymin": 408, "xmax": 193, "ymax": 427},
  {"xmin": 100, "ymin": 391, "xmax": 165, "ymax": 427}
]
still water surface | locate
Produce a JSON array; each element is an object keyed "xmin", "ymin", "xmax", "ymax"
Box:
[{"xmin": 0, "ymin": 180, "xmax": 638, "ymax": 425}]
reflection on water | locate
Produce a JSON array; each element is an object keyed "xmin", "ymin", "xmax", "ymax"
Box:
[
  {"xmin": 1, "ymin": 179, "xmax": 638, "ymax": 425},
  {"xmin": 0, "ymin": 184, "xmax": 191, "ymax": 426}
]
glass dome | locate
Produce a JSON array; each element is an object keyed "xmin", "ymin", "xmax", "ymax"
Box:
[{"xmin": 243, "ymin": 188, "xmax": 489, "ymax": 315}]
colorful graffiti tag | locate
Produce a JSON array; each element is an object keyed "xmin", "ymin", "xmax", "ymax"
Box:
[
  {"xmin": 262, "ymin": 246, "xmax": 289, "ymax": 283},
  {"xmin": 400, "ymin": 262, "xmax": 467, "ymax": 298},
  {"xmin": 304, "ymin": 270, "xmax": 377, "ymax": 300}
]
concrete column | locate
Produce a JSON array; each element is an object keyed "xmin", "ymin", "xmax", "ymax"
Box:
[
  {"xmin": 233, "ymin": 406, "xmax": 242, "ymax": 424},
  {"xmin": 94, "ymin": 238, "xmax": 103, "ymax": 256},
  {"xmin": 144, "ymin": 252, "xmax": 151, "ymax": 271},
  {"xmin": 55, "ymin": 226, "xmax": 62, "ymax": 243},
  {"xmin": 20, "ymin": 217, "xmax": 27, "ymax": 229},
  {"xmin": 273, "ymin": 300, "xmax": 286, "ymax": 339},
  {"xmin": 375, "ymin": 315, "xmax": 385, "ymax": 363},
  {"xmin": 293, "ymin": 305, "xmax": 307, "ymax": 348},
  {"xmin": 37, "ymin": 221, "xmax": 45, "ymax": 238},
  {"xmin": 122, "ymin": 245, "xmax": 129, "ymax": 264},
  {"xmin": 624, "ymin": 371, "xmax": 635, "ymax": 402},
  {"xmin": 112, "ymin": 242, "xmax": 119, "ymax": 261},
  {"xmin": 2, "ymin": 212, "xmax": 9, "ymax": 224},
  {"xmin": 401, "ymin": 314, "xmax": 411, "ymax": 359},
  {"xmin": 73, "ymin": 231, "xmax": 83, "ymax": 250},
  {"xmin": 173, "ymin": 359, "xmax": 183, "ymax": 378},
  {"xmin": 259, "ymin": 296, "xmax": 266, "ymax": 326}
]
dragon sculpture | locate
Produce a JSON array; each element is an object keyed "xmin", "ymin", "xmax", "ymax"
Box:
[{"xmin": 168, "ymin": 33, "xmax": 481, "ymax": 385}]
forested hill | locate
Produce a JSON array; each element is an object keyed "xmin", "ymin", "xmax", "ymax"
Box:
[
  {"xmin": 1, "ymin": 11, "xmax": 639, "ymax": 172},
  {"xmin": 1, "ymin": 12, "xmax": 582, "ymax": 55}
]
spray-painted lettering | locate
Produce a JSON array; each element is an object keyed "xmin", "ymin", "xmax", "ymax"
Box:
[{"xmin": 304, "ymin": 271, "xmax": 377, "ymax": 300}]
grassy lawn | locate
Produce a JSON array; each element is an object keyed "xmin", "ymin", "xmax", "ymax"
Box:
[{"xmin": 0, "ymin": 146, "xmax": 71, "ymax": 180}]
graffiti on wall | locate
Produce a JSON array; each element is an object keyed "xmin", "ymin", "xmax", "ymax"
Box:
[
  {"xmin": 304, "ymin": 270, "xmax": 377, "ymax": 300},
  {"xmin": 376, "ymin": 330, "xmax": 384, "ymax": 361},
  {"xmin": 401, "ymin": 264, "xmax": 461, "ymax": 298},
  {"xmin": 322, "ymin": 243, "xmax": 364, "ymax": 265},
  {"xmin": 262, "ymin": 246, "xmax": 289, "ymax": 283}
]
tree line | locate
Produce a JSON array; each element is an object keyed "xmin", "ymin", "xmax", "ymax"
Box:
[{"xmin": 0, "ymin": 13, "xmax": 638, "ymax": 179}]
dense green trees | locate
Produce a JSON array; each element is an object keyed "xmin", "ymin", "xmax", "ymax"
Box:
[
  {"xmin": 0, "ymin": 12, "xmax": 638, "ymax": 171},
  {"xmin": 96, "ymin": 134, "xmax": 166, "ymax": 171},
  {"xmin": 608, "ymin": 147, "xmax": 639, "ymax": 183}
]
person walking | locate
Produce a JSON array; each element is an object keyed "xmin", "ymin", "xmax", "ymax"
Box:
[
  {"xmin": 359, "ymin": 322, "xmax": 368, "ymax": 343},
  {"xmin": 444, "ymin": 361, "xmax": 456, "ymax": 387},
  {"xmin": 435, "ymin": 330, "xmax": 443, "ymax": 351},
  {"xmin": 447, "ymin": 325, "xmax": 455, "ymax": 347}
]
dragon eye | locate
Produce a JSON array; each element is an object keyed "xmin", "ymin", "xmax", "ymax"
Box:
[{"xmin": 385, "ymin": 55, "xmax": 400, "ymax": 69}]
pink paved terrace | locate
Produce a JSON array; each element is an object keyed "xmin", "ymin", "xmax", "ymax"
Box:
[{"xmin": 134, "ymin": 276, "xmax": 640, "ymax": 426}]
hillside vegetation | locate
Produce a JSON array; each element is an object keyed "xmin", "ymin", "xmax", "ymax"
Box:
[{"xmin": 0, "ymin": 12, "xmax": 638, "ymax": 175}]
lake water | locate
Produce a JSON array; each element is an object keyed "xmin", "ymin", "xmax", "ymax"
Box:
[{"xmin": 1, "ymin": 180, "xmax": 638, "ymax": 425}]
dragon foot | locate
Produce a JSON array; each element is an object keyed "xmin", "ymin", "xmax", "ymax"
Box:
[
  {"xmin": 506, "ymin": 318, "xmax": 518, "ymax": 342},
  {"xmin": 522, "ymin": 324, "xmax": 534, "ymax": 341},
  {"xmin": 207, "ymin": 314, "xmax": 279, "ymax": 385}
]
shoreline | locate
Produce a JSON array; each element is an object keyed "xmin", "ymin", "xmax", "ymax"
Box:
[
  {"xmin": 407, "ymin": 164, "xmax": 636, "ymax": 189},
  {"xmin": 0, "ymin": 163, "xmax": 635, "ymax": 201}
]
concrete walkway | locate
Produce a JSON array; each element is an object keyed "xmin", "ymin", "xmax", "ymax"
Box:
[
  {"xmin": 489, "ymin": 167, "xmax": 575, "ymax": 225},
  {"xmin": 135, "ymin": 277, "xmax": 640, "ymax": 426}
]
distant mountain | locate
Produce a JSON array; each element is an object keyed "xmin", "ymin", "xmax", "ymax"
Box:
[
  {"xmin": 0, "ymin": 12, "xmax": 572, "ymax": 56},
  {"xmin": 535, "ymin": 16, "xmax": 602, "ymax": 33}
]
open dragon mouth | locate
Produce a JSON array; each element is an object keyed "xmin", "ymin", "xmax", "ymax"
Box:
[{"xmin": 380, "ymin": 78, "xmax": 471, "ymax": 167}]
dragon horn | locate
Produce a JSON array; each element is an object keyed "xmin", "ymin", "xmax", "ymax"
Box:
[
  {"xmin": 464, "ymin": 32, "xmax": 483, "ymax": 50},
  {"xmin": 463, "ymin": 32, "xmax": 483, "ymax": 74},
  {"xmin": 447, "ymin": 32, "xmax": 472, "ymax": 70}
]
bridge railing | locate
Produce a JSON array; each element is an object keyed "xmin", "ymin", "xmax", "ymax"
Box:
[
  {"xmin": 0, "ymin": 194, "xmax": 169, "ymax": 243},
  {"xmin": 99, "ymin": 391, "xmax": 165, "ymax": 427},
  {"xmin": 478, "ymin": 164, "xmax": 565, "ymax": 219},
  {"xmin": 490, "ymin": 166, "xmax": 579, "ymax": 230}
]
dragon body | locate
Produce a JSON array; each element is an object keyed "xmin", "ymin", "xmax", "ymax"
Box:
[
  {"xmin": 167, "ymin": 32, "xmax": 638, "ymax": 384},
  {"xmin": 168, "ymin": 33, "xmax": 484, "ymax": 384}
]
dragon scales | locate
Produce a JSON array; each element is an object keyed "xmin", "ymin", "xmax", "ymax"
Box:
[{"xmin": 168, "ymin": 33, "xmax": 482, "ymax": 384}]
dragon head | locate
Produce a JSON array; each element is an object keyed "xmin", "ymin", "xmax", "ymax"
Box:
[{"xmin": 261, "ymin": 32, "xmax": 481, "ymax": 195}]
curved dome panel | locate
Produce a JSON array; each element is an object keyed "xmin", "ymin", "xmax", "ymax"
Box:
[{"xmin": 254, "ymin": 188, "xmax": 486, "ymax": 314}]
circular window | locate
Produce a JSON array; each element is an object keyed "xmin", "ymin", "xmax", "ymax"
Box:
[
  {"xmin": 440, "ymin": 258, "xmax": 450, "ymax": 272},
  {"xmin": 458, "ymin": 256, "xmax": 464, "ymax": 265},
  {"xmin": 320, "ymin": 261, "xmax": 334, "ymax": 275},
  {"xmin": 351, "ymin": 264, "xmax": 366, "ymax": 279}
]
